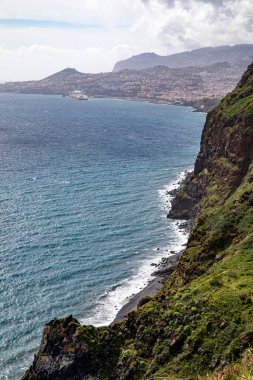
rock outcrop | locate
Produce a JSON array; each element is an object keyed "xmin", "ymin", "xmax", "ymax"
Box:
[{"xmin": 22, "ymin": 63, "xmax": 253, "ymax": 380}]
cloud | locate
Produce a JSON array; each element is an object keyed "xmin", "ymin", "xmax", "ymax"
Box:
[
  {"xmin": 0, "ymin": 0, "xmax": 252, "ymax": 80},
  {"xmin": 141, "ymin": 0, "xmax": 224, "ymax": 7},
  {"xmin": 0, "ymin": 0, "xmax": 143, "ymax": 25},
  {"xmin": 137, "ymin": 0, "xmax": 253, "ymax": 53},
  {"xmin": 0, "ymin": 43, "xmax": 140, "ymax": 81},
  {"xmin": 0, "ymin": 19, "xmax": 103, "ymax": 29}
]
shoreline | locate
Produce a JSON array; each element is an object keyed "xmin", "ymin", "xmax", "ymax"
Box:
[
  {"xmin": 0, "ymin": 92, "xmax": 209, "ymax": 113},
  {"xmin": 91, "ymin": 95, "xmax": 209, "ymax": 113},
  {"xmin": 113, "ymin": 173, "xmax": 190, "ymax": 324},
  {"xmin": 113, "ymin": 248, "xmax": 183, "ymax": 323}
]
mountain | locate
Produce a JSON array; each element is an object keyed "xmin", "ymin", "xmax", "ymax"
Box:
[
  {"xmin": 113, "ymin": 44, "xmax": 253, "ymax": 72},
  {"xmin": 42, "ymin": 67, "xmax": 83, "ymax": 81},
  {"xmin": 21, "ymin": 63, "xmax": 253, "ymax": 379}
]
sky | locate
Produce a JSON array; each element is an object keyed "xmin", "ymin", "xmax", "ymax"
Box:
[{"xmin": 0, "ymin": 0, "xmax": 252, "ymax": 81}]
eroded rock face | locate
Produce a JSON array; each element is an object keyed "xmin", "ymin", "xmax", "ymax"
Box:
[
  {"xmin": 22, "ymin": 315, "xmax": 124, "ymax": 380},
  {"xmin": 22, "ymin": 316, "xmax": 97, "ymax": 380},
  {"xmin": 169, "ymin": 63, "xmax": 253, "ymax": 222}
]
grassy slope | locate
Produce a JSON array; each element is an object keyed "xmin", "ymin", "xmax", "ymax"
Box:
[{"xmin": 137, "ymin": 167, "xmax": 253, "ymax": 378}]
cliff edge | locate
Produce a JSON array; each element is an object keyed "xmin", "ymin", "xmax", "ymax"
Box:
[{"xmin": 22, "ymin": 63, "xmax": 253, "ymax": 380}]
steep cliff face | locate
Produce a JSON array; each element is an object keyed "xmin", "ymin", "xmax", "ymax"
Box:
[
  {"xmin": 170, "ymin": 62, "xmax": 253, "ymax": 221},
  {"xmin": 22, "ymin": 64, "xmax": 253, "ymax": 380}
]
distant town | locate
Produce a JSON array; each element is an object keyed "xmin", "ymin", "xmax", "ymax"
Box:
[{"xmin": 1, "ymin": 44, "xmax": 252, "ymax": 112}]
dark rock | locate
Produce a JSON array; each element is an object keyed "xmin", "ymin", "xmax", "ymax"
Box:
[
  {"xmin": 137, "ymin": 296, "xmax": 152, "ymax": 308},
  {"xmin": 21, "ymin": 316, "xmax": 119, "ymax": 380},
  {"xmin": 152, "ymin": 265, "xmax": 175, "ymax": 277}
]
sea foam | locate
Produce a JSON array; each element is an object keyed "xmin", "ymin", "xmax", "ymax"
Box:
[{"xmin": 81, "ymin": 170, "xmax": 190, "ymax": 326}]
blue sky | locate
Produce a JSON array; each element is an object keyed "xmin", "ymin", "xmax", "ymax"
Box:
[
  {"xmin": 0, "ymin": 0, "xmax": 252, "ymax": 81},
  {"xmin": 0, "ymin": 19, "xmax": 103, "ymax": 29}
]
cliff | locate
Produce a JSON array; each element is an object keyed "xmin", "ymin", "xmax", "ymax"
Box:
[{"xmin": 22, "ymin": 63, "xmax": 253, "ymax": 380}]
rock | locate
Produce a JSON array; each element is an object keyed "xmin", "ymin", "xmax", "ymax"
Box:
[
  {"xmin": 21, "ymin": 316, "xmax": 103, "ymax": 380},
  {"xmin": 152, "ymin": 265, "xmax": 175, "ymax": 277},
  {"xmin": 137, "ymin": 296, "xmax": 152, "ymax": 308}
]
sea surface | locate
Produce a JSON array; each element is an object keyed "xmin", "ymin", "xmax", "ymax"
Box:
[{"xmin": 0, "ymin": 94, "xmax": 205, "ymax": 379}]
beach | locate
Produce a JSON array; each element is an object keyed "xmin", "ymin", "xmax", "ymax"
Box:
[
  {"xmin": 114, "ymin": 247, "xmax": 184, "ymax": 323},
  {"xmin": 113, "ymin": 173, "xmax": 191, "ymax": 323}
]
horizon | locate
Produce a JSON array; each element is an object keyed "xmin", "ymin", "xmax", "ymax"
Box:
[{"xmin": 0, "ymin": 0, "xmax": 253, "ymax": 81}]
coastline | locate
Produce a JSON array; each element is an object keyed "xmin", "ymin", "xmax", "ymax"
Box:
[
  {"xmin": 80, "ymin": 170, "xmax": 191, "ymax": 327},
  {"xmin": 113, "ymin": 248, "xmax": 183, "ymax": 323},
  {"xmin": 0, "ymin": 92, "xmax": 209, "ymax": 113},
  {"xmin": 91, "ymin": 95, "xmax": 210, "ymax": 113},
  {"xmin": 113, "ymin": 173, "xmax": 191, "ymax": 324}
]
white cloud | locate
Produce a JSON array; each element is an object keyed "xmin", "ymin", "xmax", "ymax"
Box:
[
  {"xmin": 0, "ymin": 0, "xmax": 252, "ymax": 80},
  {"xmin": 0, "ymin": 0, "xmax": 143, "ymax": 25},
  {"xmin": 139, "ymin": 0, "xmax": 253, "ymax": 53},
  {"xmin": 0, "ymin": 43, "xmax": 141, "ymax": 81}
]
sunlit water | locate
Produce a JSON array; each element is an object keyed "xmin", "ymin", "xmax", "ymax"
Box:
[{"xmin": 0, "ymin": 94, "xmax": 205, "ymax": 379}]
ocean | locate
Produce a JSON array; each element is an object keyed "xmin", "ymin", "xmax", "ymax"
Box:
[{"xmin": 0, "ymin": 94, "xmax": 205, "ymax": 379}]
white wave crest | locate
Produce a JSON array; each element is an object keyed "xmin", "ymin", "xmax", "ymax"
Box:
[{"xmin": 81, "ymin": 170, "xmax": 191, "ymax": 327}]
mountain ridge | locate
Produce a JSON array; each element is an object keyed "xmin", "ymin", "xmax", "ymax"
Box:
[{"xmin": 113, "ymin": 44, "xmax": 253, "ymax": 72}]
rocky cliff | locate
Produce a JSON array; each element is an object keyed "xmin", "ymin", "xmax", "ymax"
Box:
[{"xmin": 22, "ymin": 63, "xmax": 253, "ymax": 380}]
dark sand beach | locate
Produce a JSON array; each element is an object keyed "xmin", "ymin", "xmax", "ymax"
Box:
[{"xmin": 114, "ymin": 249, "xmax": 183, "ymax": 323}]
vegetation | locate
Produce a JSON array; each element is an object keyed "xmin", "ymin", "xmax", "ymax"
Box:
[
  {"xmin": 215, "ymin": 62, "xmax": 253, "ymax": 121},
  {"xmin": 200, "ymin": 348, "xmax": 253, "ymax": 380}
]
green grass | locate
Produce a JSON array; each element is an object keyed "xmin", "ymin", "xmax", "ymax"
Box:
[
  {"xmin": 200, "ymin": 348, "xmax": 253, "ymax": 380},
  {"xmin": 214, "ymin": 62, "xmax": 253, "ymax": 123}
]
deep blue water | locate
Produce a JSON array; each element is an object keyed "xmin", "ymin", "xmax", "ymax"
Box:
[{"xmin": 0, "ymin": 94, "xmax": 205, "ymax": 379}]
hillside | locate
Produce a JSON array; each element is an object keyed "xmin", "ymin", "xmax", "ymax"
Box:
[
  {"xmin": 21, "ymin": 63, "xmax": 253, "ymax": 380},
  {"xmin": 0, "ymin": 62, "xmax": 246, "ymax": 112},
  {"xmin": 113, "ymin": 44, "xmax": 253, "ymax": 72}
]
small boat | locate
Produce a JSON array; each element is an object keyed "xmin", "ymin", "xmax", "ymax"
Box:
[{"xmin": 68, "ymin": 90, "xmax": 88, "ymax": 100}]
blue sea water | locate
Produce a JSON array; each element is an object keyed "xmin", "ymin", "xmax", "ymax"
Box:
[{"xmin": 0, "ymin": 93, "xmax": 205, "ymax": 379}]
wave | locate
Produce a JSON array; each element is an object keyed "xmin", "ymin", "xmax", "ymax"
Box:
[{"xmin": 80, "ymin": 169, "xmax": 191, "ymax": 327}]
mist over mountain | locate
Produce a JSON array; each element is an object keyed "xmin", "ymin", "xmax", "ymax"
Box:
[{"xmin": 113, "ymin": 44, "xmax": 253, "ymax": 72}]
